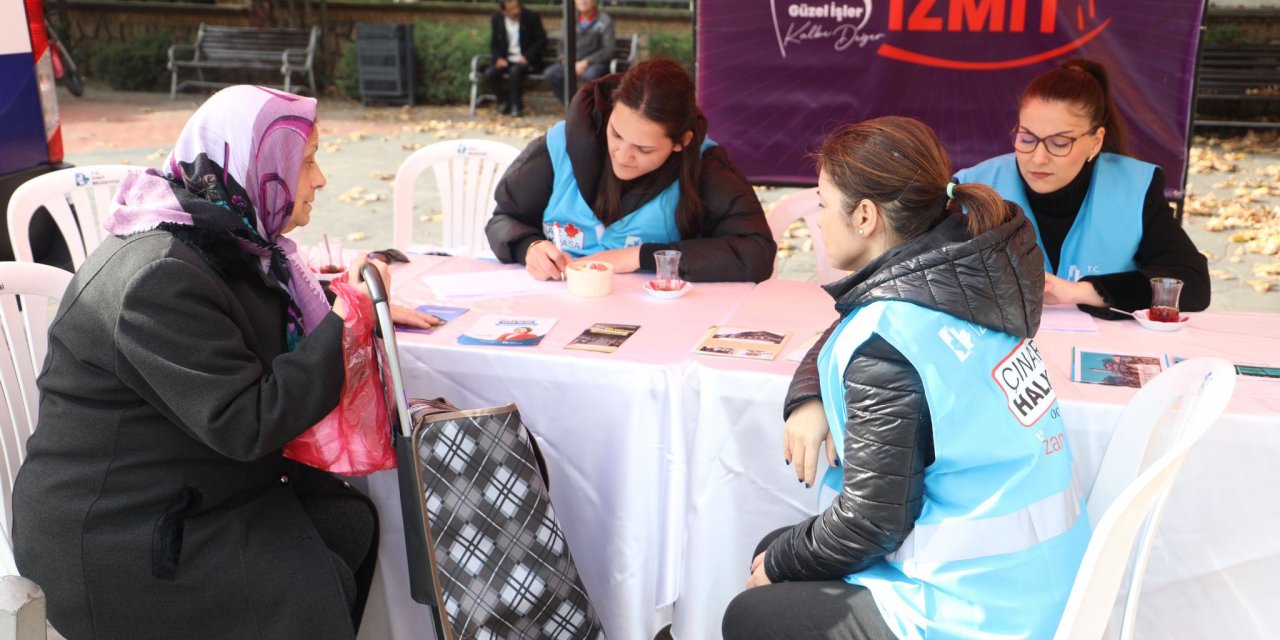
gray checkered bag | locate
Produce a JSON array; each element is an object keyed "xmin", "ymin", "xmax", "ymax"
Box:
[{"xmin": 400, "ymin": 398, "xmax": 607, "ymax": 640}]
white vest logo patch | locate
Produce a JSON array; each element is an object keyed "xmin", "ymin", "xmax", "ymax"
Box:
[
  {"xmin": 938, "ymin": 326, "xmax": 975, "ymax": 362},
  {"xmin": 992, "ymin": 339, "xmax": 1056, "ymax": 427}
]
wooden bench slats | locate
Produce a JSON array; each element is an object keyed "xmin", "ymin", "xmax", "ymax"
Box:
[
  {"xmin": 1195, "ymin": 43, "xmax": 1280, "ymax": 128},
  {"xmin": 167, "ymin": 23, "xmax": 320, "ymax": 99}
]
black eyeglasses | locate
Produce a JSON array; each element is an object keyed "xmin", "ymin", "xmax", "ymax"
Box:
[{"xmin": 1011, "ymin": 126, "xmax": 1099, "ymax": 157}]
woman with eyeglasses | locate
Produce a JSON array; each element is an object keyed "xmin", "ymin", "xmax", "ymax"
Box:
[{"xmin": 955, "ymin": 58, "xmax": 1210, "ymax": 314}]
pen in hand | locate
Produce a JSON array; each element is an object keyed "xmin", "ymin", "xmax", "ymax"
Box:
[{"xmin": 551, "ymin": 225, "xmax": 566, "ymax": 280}]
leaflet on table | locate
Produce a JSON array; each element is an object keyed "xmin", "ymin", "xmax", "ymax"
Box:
[
  {"xmin": 396, "ymin": 305, "xmax": 469, "ymax": 335},
  {"xmin": 457, "ymin": 315, "xmax": 557, "ymax": 346},
  {"xmin": 694, "ymin": 325, "xmax": 791, "ymax": 361},
  {"xmin": 785, "ymin": 331, "xmax": 823, "ymax": 362},
  {"xmin": 564, "ymin": 323, "xmax": 641, "ymax": 354},
  {"xmin": 422, "ymin": 269, "xmax": 562, "ymax": 300},
  {"xmin": 1071, "ymin": 348, "xmax": 1170, "ymax": 388},
  {"xmin": 1170, "ymin": 356, "xmax": 1280, "ymax": 380}
]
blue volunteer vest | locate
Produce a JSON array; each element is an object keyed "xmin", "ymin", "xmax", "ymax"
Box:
[
  {"xmin": 817, "ymin": 300, "xmax": 1090, "ymax": 639},
  {"xmin": 956, "ymin": 152, "xmax": 1152, "ymax": 281},
  {"xmin": 542, "ymin": 121, "xmax": 716, "ymax": 258}
]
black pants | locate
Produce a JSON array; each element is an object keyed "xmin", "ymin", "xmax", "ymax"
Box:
[
  {"xmin": 721, "ymin": 528, "xmax": 898, "ymax": 640},
  {"xmin": 484, "ymin": 61, "xmax": 530, "ymax": 108},
  {"xmin": 544, "ymin": 61, "xmax": 609, "ymax": 103}
]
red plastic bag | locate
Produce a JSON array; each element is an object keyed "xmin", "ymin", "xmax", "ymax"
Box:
[{"xmin": 284, "ymin": 278, "xmax": 396, "ymax": 476}]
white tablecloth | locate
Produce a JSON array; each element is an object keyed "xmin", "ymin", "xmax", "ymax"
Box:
[
  {"xmin": 357, "ymin": 260, "xmax": 1279, "ymax": 640},
  {"xmin": 676, "ymin": 282, "xmax": 1280, "ymax": 640}
]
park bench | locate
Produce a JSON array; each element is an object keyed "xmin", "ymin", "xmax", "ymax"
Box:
[
  {"xmin": 168, "ymin": 24, "xmax": 321, "ymax": 99},
  {"xmin": 1194, "ymin": 42, "xmax": 1280, "ymax": 128},
  {"xmin": 468, "ymin": 32, "xmax": 639, "ymax": 115}
]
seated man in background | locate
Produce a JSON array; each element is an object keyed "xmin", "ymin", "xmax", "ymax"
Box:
[
  {"xmin": 485, "ymin": 0, "xmax": 546, "ymax": 117},
  {"xmin": 543, "ymin": 0, "xmax": 615, "ymax": 104}
]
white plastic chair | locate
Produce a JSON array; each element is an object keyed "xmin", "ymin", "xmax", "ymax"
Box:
[
  {"xmin": 392, "ymin": 140, "xmax": 520, "ymax": 259},
  {"xmin": 6, "ymin": 165, "xmax": 139, "ymax": 269},
  {"xmin": 766, "ymin": 187, "xmax": 846, "ymax": 284},
  {"xmin": 0, "ymin": 263, "xmax": 72, "ymax": 578},
  {"xmin": 1054, "ymin": 357, "xmax": 1237, "ymax": 640}
]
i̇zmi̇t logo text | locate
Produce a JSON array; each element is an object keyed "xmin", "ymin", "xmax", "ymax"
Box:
[{"xmin": 878, "ymin": 0, "xmax": 1113, "ymax": 70}]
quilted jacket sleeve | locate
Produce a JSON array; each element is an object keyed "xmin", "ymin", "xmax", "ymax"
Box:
[
  {"xmin": 782, "ymin": 321, "xmax": 837, "ymax": 420},
  {"xmin": 764, "ymin": 335, "xmax": 934, "ymax": 582}
]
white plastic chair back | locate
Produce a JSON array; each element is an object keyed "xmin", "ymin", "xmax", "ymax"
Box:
[
  {"xmin": 392, "ymin": 140, "xmax": 520, "ymax": 258},
  {"xmin": 0, "ymin": 263, "xmax": 73, "ymax": 576},
  {"xmin": 766, "ymin": 187, "xmax": 846, "ymax": 284},
  {"xmin": 6, "ymin": 165, "xmax": 139, "ymax": 269},
  {"xmin": 1055, "ymin": 357, "xmax": 1236, "ymax": 640}
]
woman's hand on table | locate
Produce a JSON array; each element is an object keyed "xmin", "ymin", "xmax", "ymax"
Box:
[
  {"xmin": 390, "ymin": 304, "xmax": 441, "ymax": 329},
  {"xmin": 583, "ymin": 246, "xmax": 641, "ymax": 274},
  {"xmin": 783, "ymin": 398, "xmax": 836, "ymax": 488},
  {"xmin": 746, "ymin": 551, "xmax": 773, "ymax": 589},
  {"xmin": 1044, "ymin": 273, "xmax": 1105, "ymax": 307},
  {"xmin": 526, "ymin": 240, "xmax": 568, "ymax": 280}
]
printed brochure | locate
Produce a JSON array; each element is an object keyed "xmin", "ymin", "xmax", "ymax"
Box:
[
  {"xmin": 396, "ymin": 305, "xmax": 469, "ymax": 335},
  {"xmin": 1071, "ymin": 349, "xmax": 1169, "ymax": 388},
  {"xmin": 564, "ymin": 323, "xmax": 641, "ymax": 354},
  {"xmin": 457, "ymin": 315, "xmax": 557, "ymax": 347},
  {"xmin": 694, "ymin": 325, "xmax": 791, "ymax": 361}
]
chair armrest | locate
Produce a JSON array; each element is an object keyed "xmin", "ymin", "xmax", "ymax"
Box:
[
  {"xmin": 167, "ymin": 44, "xmax": 195, "ymax": 68},
  {"xmin": 470, "ymin": 53, "xmax": 493, "ymax": 81},
  {"xmin": 281, "ymin": 47, "xmax": 313, "ymax": 72}
]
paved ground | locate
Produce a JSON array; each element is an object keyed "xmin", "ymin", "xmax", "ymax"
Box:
[{"xmin": 57, "ymin": 86, "xmax": 1280, "ymax": 313}]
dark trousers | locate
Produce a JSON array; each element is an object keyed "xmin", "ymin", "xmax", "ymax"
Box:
[
  {"xmin": 721, "ymin": 528, "xmax": 898, "ymax": 640},
  {"xmin": 484, "ymin": 61, "xmax": 531, "ymax": 108},
  {"xmin": 544, "ymin": 61, "xmax": 609, "ymax": 104}
]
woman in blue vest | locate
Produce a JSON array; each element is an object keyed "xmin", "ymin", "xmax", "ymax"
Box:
[
  {"xmin": 955, "ymin": 58, "xmax": 1210, "ymax": 315},
  {"xmin": 485, "ymin": 59, "xmax": 776, "ymax": 282},
  {"xmin": 723, "ymin": 117, "xmax": 1089, "ymax": 640}
]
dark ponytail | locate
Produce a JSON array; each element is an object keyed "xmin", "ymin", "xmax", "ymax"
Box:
[
  {"xmin": 1020, "ymin": 57, "xmax": 1127, "ymax": 155},
  {"xmin": 596, "ymin": 59, "xmax": 705, "ymax": 238},
  {"xmin": 817, "ymin": 116, "xmax": 1009, "ymax": 240}
]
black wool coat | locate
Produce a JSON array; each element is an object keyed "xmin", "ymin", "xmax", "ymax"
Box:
[{"xmin": 13, "ymin": 229, "xmax": 363, "ymax": 639}]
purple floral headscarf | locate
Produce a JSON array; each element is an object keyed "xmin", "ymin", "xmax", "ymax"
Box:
[{"xmin": 105, "ymin": 85, "xmax": 330, "ymax": 347}]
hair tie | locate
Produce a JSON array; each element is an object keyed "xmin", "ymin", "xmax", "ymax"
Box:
[{"xmin": 946, "ymin": 182, "xmax": 957, "ymax": 199}]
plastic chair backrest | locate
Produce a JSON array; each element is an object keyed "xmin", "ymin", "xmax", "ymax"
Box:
[
  {"xmin": 766, "ymin": 187, "xmax": 846, "ymax": 284},
  {"xmin": 6, "ymin": 165, "xmax": 139, "ymax": 269},
  {"xmin": 1055, "ymin": 357, "xmax": 1236, "ymax": 640},
  {"xmin": 0, "ymin": 263, "xmax": 73, "ymax": 576},
  {"xmin": 392, "ymin": 140, "xmax": 520, "ymax": 258}
]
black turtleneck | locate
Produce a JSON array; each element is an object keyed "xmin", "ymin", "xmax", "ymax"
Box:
[
  {"xmin": 1014, "ymin": 160, "xmax": 1211, "ymax": 314},
  {"xmin": 1020, "ymin": 157, "xmax": 1095, "ymax": 273}
]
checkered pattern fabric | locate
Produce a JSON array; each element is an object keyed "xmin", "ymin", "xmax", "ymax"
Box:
[{"xmin": 408, "ymin": 401, "xmax": 606, "ymax": 640}]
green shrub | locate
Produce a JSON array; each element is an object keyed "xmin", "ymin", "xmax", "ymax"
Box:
[
  {"xmin": 412, "ymin": 21, "xmax": 487, "ymax": 104},
  {"xmin": 335, "ymin": 40, "xmax": 361, "ymax": 99},
  {"xmin": 646, "ymin": 31, "xmax": 694, "ymax": 76},
  {"xmin": 90, "ymin": 31, "xmax": 173, "ymax": 92}
]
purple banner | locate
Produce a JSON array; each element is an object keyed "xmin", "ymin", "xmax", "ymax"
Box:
[{"xmin": 697, "ymin": 0, "xmax": 1205, "ymax": 196}]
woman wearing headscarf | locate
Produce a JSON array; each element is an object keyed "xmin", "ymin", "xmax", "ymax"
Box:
[{"xmin": 13, "ymin": 86, "xmax": 380, "ymax": 639}]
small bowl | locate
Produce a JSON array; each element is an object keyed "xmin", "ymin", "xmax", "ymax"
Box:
[
  {"xmin": 566, "ymin": 260, "xmax": 614, "ymax": 297},
  {"xmin": 1133, "ymin": 309, "xmax": 1190, "ymax": 332},
  {"xmin": 643, "ymin": 280, "xmax": 692, "ymax": 299}
]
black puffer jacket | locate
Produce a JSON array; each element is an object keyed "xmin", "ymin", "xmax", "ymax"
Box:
[
  {"xmin": 765, "ymin": 204, "xmax": 1045, "ymax": 583},
  {"xmin": 484, "ymin": 74, "xmax": 776, "ymax": 282}
]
